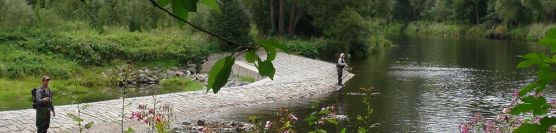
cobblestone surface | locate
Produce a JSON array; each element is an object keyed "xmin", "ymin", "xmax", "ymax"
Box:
[{"xmin": 0, "ymin": 53, "xmax": 353, "ymax": 133}]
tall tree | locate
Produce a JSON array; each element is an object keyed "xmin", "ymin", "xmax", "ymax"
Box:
[
  {"xmin": 495, "ymin": 0, "xmax": 524, "ymax": 25},
  {"xmin": 269, "ymin": 0, "xmax": 276, "ymax": 34},
  {"xmin": 207, "ymin": 0, "xmax": 252, "ymax": 49},
  {"xmin": 278, "ymin": 0, "xmax": 284, "ymax": 35}
]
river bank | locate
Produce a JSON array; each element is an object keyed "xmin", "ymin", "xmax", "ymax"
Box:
[
  {"xmin": 0, "ymin": 53, "xmax": 354, "ymax": 132},
  {"xmin": 380, "ymin": 21, "xmax": 556, "ymax": 41}
]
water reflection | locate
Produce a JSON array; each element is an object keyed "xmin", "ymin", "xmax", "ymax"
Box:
[{"xmin": 214, "ymin": 35, "xmax": 548, "ymax": 132}]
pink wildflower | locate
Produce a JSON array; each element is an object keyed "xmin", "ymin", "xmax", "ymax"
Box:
[
  {"xmin": 289, "ymin": 114, "xmax": 298, "ymax": 121},
  {"xmin": 265, "ymin": 121, "xmax": 272, "ymax": 129},
  {"xmin": 459, "ymin": 123, "xmax": 469, "ymax": 133}
]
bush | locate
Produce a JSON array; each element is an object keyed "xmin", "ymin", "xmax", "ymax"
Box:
[
  {"xmin": 0, "ymin": 0, "xmax": 35, "ymax": 32},
  {"xmin": 20, "ymin": 29, "xmax": 214, "ymax": 66},
  {"xmin": 282, "ymin": 39, "xmax": 323, "ymax": 59},
  {"xmin": 0, "ymin": 45, "xmax": 80, "ymax": 79}
]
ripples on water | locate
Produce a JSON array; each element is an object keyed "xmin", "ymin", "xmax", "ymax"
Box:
[{"xmin": 384, "ymin": 65, "xmax": 528, "ymax": 132}]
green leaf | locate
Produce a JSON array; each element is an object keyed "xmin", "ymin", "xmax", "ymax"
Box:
[
  {"xmin": 125, "ymin": 127, "xmax": 135, "ymax": 133},
  {"xmin": 84, "ymin": 122, "xmax": 94, "ymax": 129},
  {"xmin": 539, "ymin": 28, "xmax": 556, "ymax": 46},
  {"xmin": 540, "ymin": 117, "xmax": 556, "ymax": 132},
  {"xmin": 207, "ymin": 56, "xmax": 235, "ymax": 93},
  {"xmin": 357, "ymin": 127, "xmax": 368, "ymax": 133},
  {"xmin": 257, "ymin": 60, "xmax": 275, "ymax": 80},
  {"xmin": 201, "ymin": 0, "xmax": 221, "ymax": 14},
  {"xmin": 510, "ymin": 103, "xmax": 533, "ymax": 115},
  {"xmin": 517, "ymin": 60, "xmax": 536, "ymax": 68},
  {"xmin": 340, "ymin": 128, "xmax": 347, "ymax": 133},
  {"xmin": 259, "ymin": 40, "xmax": 289, "ymax": 53},
  {"xmin": 356, "ymin": 115, "xmax": 364, "ymax": 121},
  {"xmin": 519, "ymin": 83, "xmax": 536, "ymax": 96},
  {"xmin": 326, "ymin": 118, "xmax": 338, "ymax": 125},
  {"xmin": 256, "ymin": 41, "xmax": 277, "ymax": 61},
  {"xmin": 67, "ymin": 113, "xmax": 84, "ymax": 122},
  {"xmin": 304, "ymin": 113, "xmax": 317, "ymax": 126},
  {"xmin": 171, "ymin": 0, "xmax": 188, "ymax": 21},
  {"xmin": 514, "ymin": 123, "xmax": 541, "ymax": 133},
  {"xmin": 183, "ymin": 0, "xmax": 199, "ymax": 12},
  {"xmin": 521, "ymin": 96, "xmax": 550, "ymax": 115},
  {"xmin": 159, "ymin": 0, "xmax": 170, "ymax": 7},
  {"xmin": 244, "ymin": 50, "xmax": 259, "ymax": 63}
]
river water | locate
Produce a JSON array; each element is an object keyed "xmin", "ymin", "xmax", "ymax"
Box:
[{"xmin": 212, "ymin": 35, "xmax": 556, "ymax": 132}]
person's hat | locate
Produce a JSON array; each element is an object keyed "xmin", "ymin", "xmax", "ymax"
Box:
[{"xmin": 42, "ymin": 75, "xmax": 51, "ymax": 81}]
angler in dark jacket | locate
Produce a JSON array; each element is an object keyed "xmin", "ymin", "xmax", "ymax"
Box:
[
  {"xmin": 337, "ymin": 53, "xmax": 347, "ymax": 86},
  {"xmin": 36, "ymin": 76, "xmax": 55, "ymax": 133}
]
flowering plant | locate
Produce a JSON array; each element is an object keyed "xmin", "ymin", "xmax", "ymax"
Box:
[
  {"xmin": 130, "ymin": 96, "xmax": 175, "ymax": 133},
  {"xmin": 249, "ymin": 108, "xmax": 298, "ymax": 133}
]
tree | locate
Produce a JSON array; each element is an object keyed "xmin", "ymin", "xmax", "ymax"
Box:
[
  {"xmin": 324, "ymin": 7, "xmax": 372, "ymax": 59},
  {"xmin": 207, "ymin": 0, "xmax": 253, "ymax": 49},
  {"xmin": 269, "ymin": 0, "xmax": 276, "ymax": 35},
  {"xmin": 429, "ymin": 0, "xmax": 453, "ymax": 22},
  {"xmin": 495, "ymin": 0, "xmax": 525, "ymax": 25},
  {"xmin": 278, "ymin": 0, "xmax": 284, "ymax": 36}
]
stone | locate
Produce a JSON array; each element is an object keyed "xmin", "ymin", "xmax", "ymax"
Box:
[
  {"xmin": 144, "ymin": 69, "xmax": 151, "ymax": 74},
  {"xmin": 182, "ymin": 122, "xmax": 191, "ymax": 125},
  {"xmin": 176, "ymin": 71, "xmax": 185, "ymax": 76},
  {"xmin": 167, "ymin": 70, "xmax": 176, "ymax": 77},
  {"xmin": 160, "ymin": 73, "xmax": 168, "ymax": 79},
  {"xmin": 197, "ymin": 120, "xmax": 206, "ymax": 126},
  {"xmin": 184, "ymin": 70, "xmax": 191, "ymax": 76}
]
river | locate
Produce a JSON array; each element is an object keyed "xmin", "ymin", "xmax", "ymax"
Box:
[{"xmin": 211, "ymin": 35, "xmax": 556, "ymax": 132}]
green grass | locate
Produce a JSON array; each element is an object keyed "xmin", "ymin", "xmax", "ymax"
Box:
[
  {"xmin": 0, "ymin": 77, "xmax": 109, "ymax": 111},
  {"xmin": 239, "ymin": 76, "xmax": 256, "ymax": 83},
  {"xmin": 160, "ymin": 77, "xmax": 204, "ymax": 93}
]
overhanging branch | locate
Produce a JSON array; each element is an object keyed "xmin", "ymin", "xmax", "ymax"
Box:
[{"xmin": 147, "ymin": 0, "xmax": 243, "ymax": 47}]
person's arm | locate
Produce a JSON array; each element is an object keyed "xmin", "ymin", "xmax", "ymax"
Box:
[
  {"xmin": 35, "ymin": 89, "xmax": 49, "ymax": 104},
  {"xmin": 49, "ymin": 91, "xmax": 55, "ymax": 112},
  {"xmin": 338, "ymin": 58, "xmax": 346, "ymax": 66}
]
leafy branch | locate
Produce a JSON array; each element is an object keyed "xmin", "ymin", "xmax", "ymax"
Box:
[
  {"xmin": 507, "ymin": 28, "xmax": 556, "ymax": 133},
  {"xmin": 147, "ymin": 0, "xmax": 242, "ymax": 48},
  {"xmin": 146, "ymin": 0, "xmax": 289, "ymax": 93}
]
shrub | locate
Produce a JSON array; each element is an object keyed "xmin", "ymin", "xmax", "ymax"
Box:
[
  {"xmin": 20, "ymin": 29, "xmax": 214, "ymax": 66},
  {"xmin": 283, "ymin": 39, "xmax": 323, "ymax": 59},
  {"xmin": 0, "ymin": 45, "xmax": 80, "ymax": 79}
]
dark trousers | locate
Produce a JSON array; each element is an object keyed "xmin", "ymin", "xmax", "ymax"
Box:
[
  {"xmin": 36, "ymin": 107, "xmax": 51, "ymax": 133},
  {"xmin": 337, "ymin": 66, "xmax": 344, "ymax": 84}
]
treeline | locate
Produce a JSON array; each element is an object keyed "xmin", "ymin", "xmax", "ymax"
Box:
[{"xmin": 390, "ymin": 0, "xmax": 556, "ymax": 25}]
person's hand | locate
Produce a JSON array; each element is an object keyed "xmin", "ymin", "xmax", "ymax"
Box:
[
  {"xmin": 52, "ymin": 111, "xmax": 56, "ymax": 117},
  {"xmin": 43, "ymin": 97, "xmax": 50, "ymax": 102}
]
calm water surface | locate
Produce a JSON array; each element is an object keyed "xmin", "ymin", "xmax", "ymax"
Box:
[{"xmin": 214, "ymin": 35, "xmax": 556, "ymax": 132}]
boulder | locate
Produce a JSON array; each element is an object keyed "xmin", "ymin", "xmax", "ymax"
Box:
[{"xmin": 167, "ymin": 70, "xmax": 176, "ymax": 77}]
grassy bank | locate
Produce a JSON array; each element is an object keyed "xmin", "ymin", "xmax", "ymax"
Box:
[
  {"xmin": 0, "ymin": 21, "xmax": 213, "ymax": 110},
  {"xmin": 382, "ymin": 21, "xmax": 556, "ymax": 41}
]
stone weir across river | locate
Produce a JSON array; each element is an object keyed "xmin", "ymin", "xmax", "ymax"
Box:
[{"xmin": 0, "ymin": 53, "xmax": 354, "ymax": 133}]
